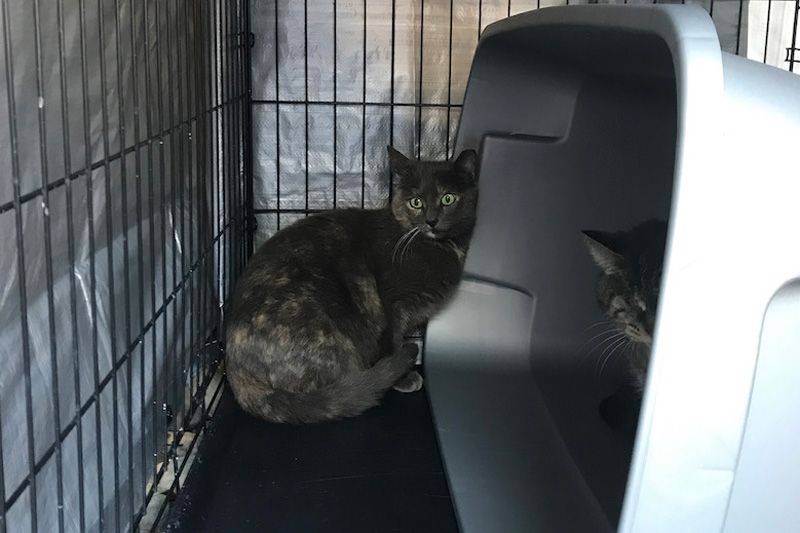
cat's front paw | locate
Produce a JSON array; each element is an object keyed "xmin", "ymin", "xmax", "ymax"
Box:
[{"xmin": 393, "ymin": 370, "xmax": 423, "ymax": 393}]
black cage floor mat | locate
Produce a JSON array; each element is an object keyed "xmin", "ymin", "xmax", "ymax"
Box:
[{"xmin": 165, "ymin": 380, "xmax": 459, "ymax": 533}]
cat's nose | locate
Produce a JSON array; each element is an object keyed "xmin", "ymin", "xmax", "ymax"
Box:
[{"xmin": 426, "ymin": 218, "xmax": 439, "ymax": 227}]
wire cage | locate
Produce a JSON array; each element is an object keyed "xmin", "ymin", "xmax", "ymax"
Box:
[
  {"xmin": 0, "ymin": 0, "xmax": 798, "ymax": 532},
  {"xmin": 0, "ymin": 0, "xmax": 250, "ymax": 531}
]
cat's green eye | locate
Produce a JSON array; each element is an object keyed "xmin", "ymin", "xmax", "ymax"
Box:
[
  {"xmin": 441, "ymin": 193, "xmax": 458, "ymax": 206},
  {"xmin": 408, "ymin": 197, "xmax": 424, "ymax": 209}
]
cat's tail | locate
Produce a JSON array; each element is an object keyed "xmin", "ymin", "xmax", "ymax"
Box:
[{"xmin": 237, "ymin": 344, "xmax": 418, "ymax": 424}]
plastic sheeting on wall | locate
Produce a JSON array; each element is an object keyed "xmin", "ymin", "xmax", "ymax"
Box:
[
  {"xmin": 745, "ymin": 0, "xmax": 800, "ymax": 68},
  {"xmin": 0, "ymin": 0, "xmax": 247, "ymax": 531},
  {"xmin": 249, "ymin": 0, "xmax": 797, "ymax": 248}
]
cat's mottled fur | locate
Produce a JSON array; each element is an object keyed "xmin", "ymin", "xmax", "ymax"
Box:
[
  {"xmin": 582, "ymin": 219, "xmax": 667, "ymax": 391},
  {"xmin": 225, "ymin": 147, "xmax": 478, "ymax": 423}
]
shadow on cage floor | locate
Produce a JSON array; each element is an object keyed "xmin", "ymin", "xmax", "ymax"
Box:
[{"xmin": 164, "ymin": 373, "xmax": 458, "ymax": 533}]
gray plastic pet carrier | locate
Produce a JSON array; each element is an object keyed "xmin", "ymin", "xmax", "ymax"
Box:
[{"xmin": 425, "ymin": 5, "xmax": 800, "ymax": 533}]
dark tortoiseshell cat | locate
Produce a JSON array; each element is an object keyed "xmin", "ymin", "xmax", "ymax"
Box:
[{"xmin": 226, "ymin": 147, "xmax": 478, "ymax": 423}]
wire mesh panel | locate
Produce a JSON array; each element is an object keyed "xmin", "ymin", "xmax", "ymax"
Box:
[
  {"xmin": 0, "ymin": 0, "xmax": 251, "ymax": 531},
  {"xmin": 251, "ymin": 0, "xmax": 800, "ymax": 248}
]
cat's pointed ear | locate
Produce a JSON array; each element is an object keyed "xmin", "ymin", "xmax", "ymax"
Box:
[
  {"xmin": 453, "ymin": 149, "xmax": 477, "ymax": 182},
  {"xmin": 387, "ymin": 146, "xmax": 412, "ymax": 178},
  {"xmin": 582, "ymin": 230, "xmax": 624, "ymax": 274}
]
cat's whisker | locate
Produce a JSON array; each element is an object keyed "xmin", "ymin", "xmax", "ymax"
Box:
[
  {"xmin": 397, "ymin": 228, "xmax": 419, "ymax": 265},
  {"xmin": 585, "ymin": 330, "xmax": 625, "ymax": 360},
  {"xmin": 615, "ymin": 339, "xmax": 634, "ymax": 374},
  {"xmin": 599, "ymin": 338, "xmax": 630, "ymax": 379},
  {"xmin": 396, "ymin": 227, "xmax": 418, "ymax": 248},
  {"xmin": 578, "ymin": 329, "xmax": 621, "ymax": 366},
  {"xmin": 619, "ymin": 339, "xmax": 635, "ymax": 373},
  {"xmin": 400, "ymin": 227, "xmax": 422, "ymax": 264},
  {"xmin": 588, "ymin": 332, "xmax": 626, "ymax": 360},
  {"xmin": 594, "ymin": 338, "xmax": 616, "ymax": 375},
  {"xmin": 594, "ymin": 336, "xmax": 627, "ymax": 377},
  {"xmin": 620, "ymin": 340, "xmax": 633, "ymax": 362},
  {"xmin": 392, "ymin": 229, "xmax": 415, "ymax": 263},
  {"xmin": 577, "ymin": 327, "xmax": 619, "ymax": 356},
  {"xmin": 402, "ymin": 234, "xmax": 416, "ymax": 263},
  {"xmin": 392, "ymin": 227, "xmax": 418, "ymax": 265},
  {"xmin": 583, "ymin": 332, "xmax": 626, "ymax": 371},
  {"xmin": 597, "ymin": 346, "xmax": 617, "ymax": 379},
  {"xmin": 581, "ymin": 320, "xmax": 613, "ymax": 334},
  {"xmin": 595, "ymin": 337, "xmax": 627, "ymax": 379}
]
